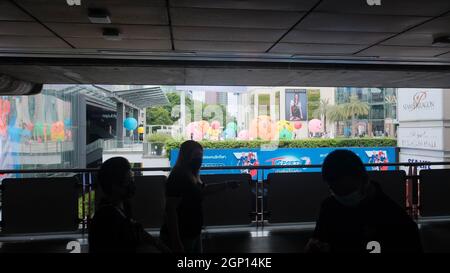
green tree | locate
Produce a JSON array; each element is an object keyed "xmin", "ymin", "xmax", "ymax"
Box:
[
  {"xmin": 146, "ymin": 107, "xmax": 173, "ymax": 125},
  {"xmin": 327, "ymin": 105, "xmax": 346, "ymax": 136},
  {"xmin": 307, "ymin": 89, "xmax": 320, "ymax": 119},
  {"xmin": 313, "ymin": 98, "xmax": 331, "ymax": 133},
  {"xmin": 342, "ymin": 95, "xmax": 369, "ymax": 137}
]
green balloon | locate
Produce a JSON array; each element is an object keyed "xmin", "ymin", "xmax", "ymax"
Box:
[
  {"xmin": 226, "ymin": 122, "xmax": 237, "ymax": 131},
  {"xmin": 34, "ymin": 122, "xmax": 44, "ymax": 136},
  {"xmin": 279, "ymin": 128, "xmax": 293, "ymax": 140}
]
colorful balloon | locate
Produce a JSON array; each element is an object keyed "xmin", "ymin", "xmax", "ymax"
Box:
[
  {"xmin": 224, "ymin": 127, "xmax": 236, "ymax": 140},
  {"xmin": 237, "ymin": 130, "xmax": 249, "ymax": 140},
  {"xmin": 186, "ymin": 122, "xmax": 203, "ymax": 141},
  {"xmin": 279, "ymin": 128, "xmax": 293, "ymax": 140},
  {"xmin": 198, "ymin": 120, "xmax": 210, "ymax": 136},
  {"xmin": 210, "ymin": 120, "xmax": 221, "ymax": 130},
  {"xmin": 123, "ymin": 117, "xmax": 138, "ymax": 131},
  {"xmin": 226, "ymin": 122, "xmax": 237, "ymax": 131},
  {"xmin": 249, "ymin": 115, "xmax": 276, "ymax": 141},
  {"xmin": 308, "ymin": 119, "xmax": 322, "ymax": 133},
  {"xmin": 294, "ymin": 121, "xmax": 302, "ymax": 130}
]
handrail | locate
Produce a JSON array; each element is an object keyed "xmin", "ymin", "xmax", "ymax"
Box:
[{"xmin": 0, "ymin": 161, "xmax": 449, "ymax": 174}]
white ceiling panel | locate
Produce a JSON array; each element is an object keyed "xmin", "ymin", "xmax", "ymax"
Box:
[
  {"xmin": 382, "ymin": 33, "xmax": 450, "ymax": 47},
  {"xmin": 0, "ymin": 36, "xmax": 69, "ymax": 48},
  {"xmin": 15, "ymin": 2, "xmax": 168, "ymax": 24},
  {"xmin": 173, "ymin": 26, "xmax": 283, "ymax": 42},
  {"xmin": 0, "ymin": 21, "xmax": 53, "ymax": 36},
  {"xmin": 0, "ymin": 1, "xmax": 32, "ymax": 21},
  {"xmin": 316, "ymin": 0, "xmax": 450, "ymax": 17},
  {"xmin": 66, "ymin": 38, "xmax": 171, "ymax": 50},
  {"xmin": 174, "ymin": 40, "xmax": 272, "ymax": 52},
  {"xmin": 170, "ymin": 0, "xmax": 319, "ymax": 11},
  {"xmin": 46, "ymin": 23, "xmax": 170, "ymax": 39},
  {"xmin": 296, "ymin": 12, "xmax": 429, "ymax": 32},
  {"xmin": 356, "ymin": 45, "xmax": 450, "ymax": 57},
  {"xmin": 282, "ymin": 30, "xmax": 392, "ymax": 45},
  {"xmin": 271, "ymin": 43, "xmax": 364, "ymax": 55},
  {"xmin": 171, "ymin": 8, "xmax": 303, "ymax": 29}
]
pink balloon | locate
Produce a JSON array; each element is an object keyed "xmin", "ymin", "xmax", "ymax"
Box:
[
  {"xmin": 211, "ymin": 120, "xmax": 221, "ymax": 130},
  {"xmin": 186, "ymin": 122, "xmax": 203, "ymax": 141},
  {"xmin": 294, "ymin": 121, "xmax": 302, "ymax": 130},
  {"xmin": 237, "ymin": 130, "xmax": 249, "ymax": 140},
  {"xmin": 308, "ymin": 119, "xmax": 322, "ymax": 133}
]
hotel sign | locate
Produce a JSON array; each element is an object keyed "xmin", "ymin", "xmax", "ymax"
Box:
[
  {"xmin": 397, "ymin": 89, "xmax": 443, "ymax": 121},
  {"xmin": 397, "ymin": 127, "xmax": 443, "ymax": 150}
]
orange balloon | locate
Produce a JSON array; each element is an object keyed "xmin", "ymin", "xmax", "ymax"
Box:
[{"xmin": 249, "ymin": 116, "xmax": 277, "ymax": 141}]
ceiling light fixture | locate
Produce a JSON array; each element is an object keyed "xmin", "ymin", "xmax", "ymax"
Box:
[
  {"xmin": 88, "ymin": 8, "xmax": 111, "ymax": 24},
  {"xmin": 433, "ymin": 35, "xmax": 450, "ymax": 45},
  {"xmin": 102, "ymin": 28, "xmax": 121, "ymax": 41}
]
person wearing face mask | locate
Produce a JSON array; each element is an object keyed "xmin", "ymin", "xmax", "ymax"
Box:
[
  {"xmin": 305, "ymin": 149, "xmax": 422, "ymax": 253},
  {"xmin": 160, "ymin": 140, "xmax": 239, "ymax": 253},
  {"xmin": 89, "ymin": 157, "xmax": 169, "ymax": 253}
]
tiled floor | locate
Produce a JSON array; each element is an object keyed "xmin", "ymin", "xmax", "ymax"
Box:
[{"xmin": 1, "ymin": 222, "xmax": 450, "ymax": 253}]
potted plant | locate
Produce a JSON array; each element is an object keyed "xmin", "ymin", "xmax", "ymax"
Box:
[{"xmin": 147, "ymin": 133, "xmax": 171, "ymax": 155}]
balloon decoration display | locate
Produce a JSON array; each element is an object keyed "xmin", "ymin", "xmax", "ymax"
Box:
[
  {"xmin": 64, "ymin": 118, "xmax": 72, "ymax": 129},
  {"xmin": 123, "ymin": 117, "xmax": 138, "ymax": 131},
  {"xmin": 0, "ymin": 99, "xmax": 11, "ymax": 137},
  {"xmin": 33, "ymin": 122, "xmax": 51, "ymax": 142},
  {"xmin": 308, "ymin": 119, "xmax": 322, "ymax": 134},
  {"xmin": 237, "ymin": 129, "xmax": 249, "ymax": 140},
  {"xmin": 51, "ymin": 121, "xmax": 65, "ymax": 141},
  {"xmin": 226, "ymin": 122, "xmax": 237, "ymax": 132},
  {"xmin": 207, "ymin": 120, "xmax": 221, "ymax": 141},
  {"xmin": 277, "ymin": 120, "xmax": 294, "ymax": 140},
  {"xmin": 249, "ymin": 116, "xmax": 277, "ymax": 141},
  {"xmin": 222, "ymin": 122, "xmax": 237, "ymax": 140},
  {"xmin": 207, "ymin": 127, "xmax": 221, "ymax": 141},
  {"xmin": 186, "ymin": 121, "xmax": 203, "ymax": 141},
  {"xmin": 294, "ymin": 121, "xmax": 302, "ymax": 130},
  {"xmin": 198, "ymin": 120, "xmax": 210, "ymax": 137},
  {"xmin": 210, "ymin": 120, "xmax": 221, "ymax": 130}
]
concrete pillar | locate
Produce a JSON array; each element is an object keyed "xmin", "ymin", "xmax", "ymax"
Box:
[
  {"xmin": 397, "ymin": 88, "xmax": 450, "ymax": 170},
  {"xmin": 116, "ymin": 102, "xmax": 125, "ymax": 147},
  {"xmin": 254, "ymin": 93, "xmax": 259, "ymax": 118},
  {"xmin": 180, "ymin": 91, "xmax": 186, "ymax": 136},
  {"xmin": 270, "ymin": 92, "xmax": 276, "ymax": 121},
  {"xmin": 73, "ymin": 93, "xmax": 86, "ymax": 168},
  {"xmin": 280, "ymin": 89, "xmax": 286, "ymax": 120}
]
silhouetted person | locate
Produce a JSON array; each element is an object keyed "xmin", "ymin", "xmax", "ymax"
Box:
[
  {"xmin": 89, "ymin": 157, "xmax": 169, "ymax": 253},
  {"xmin": 160, "ymin": 140, "xmax": 239, "ymax": 253},
  {"xmin": 306, "ymin": 150, "xmax": 422, "ymax": 253}
]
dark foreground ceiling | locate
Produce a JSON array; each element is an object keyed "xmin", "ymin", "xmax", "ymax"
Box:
[{"xmin": 2, "ymin": 0, "xmax": 450, "ymax": 87}]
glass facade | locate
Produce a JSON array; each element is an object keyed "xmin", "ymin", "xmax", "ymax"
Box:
[
  {"xmin": 335, "ymin": 87, "xmax": 397, "ymax": 137},
  {"xmin": 0, "ymin": 86, "xmax": 79, "ymax": 179}
]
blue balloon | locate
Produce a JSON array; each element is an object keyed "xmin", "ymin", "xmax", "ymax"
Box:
[
  {"xmin": 224, "ymin": 128, "xmax": 236, "ymax": 140},
  {"xmin": 64, "ymin": 118, "xmax": 72, "ymax": 128},
  {"xmin": 123, "ymin": 117, "xmax": 138, "ymax": 131}
]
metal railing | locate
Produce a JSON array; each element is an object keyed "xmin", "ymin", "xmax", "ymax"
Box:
[{"xmin": 1, "ymin": 161, "xmax": 450, "ymax": 236}]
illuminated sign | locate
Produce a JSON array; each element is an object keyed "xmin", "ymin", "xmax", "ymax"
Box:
[{"xmin": 66, "ymin": 0, "xmax": 81, "ymax": 6}]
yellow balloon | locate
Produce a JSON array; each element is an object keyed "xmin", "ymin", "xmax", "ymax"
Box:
[{"xmin": 137, "ymin": 127, "xmax": 144, "ymax": 134}]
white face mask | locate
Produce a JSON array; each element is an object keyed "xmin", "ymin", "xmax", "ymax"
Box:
[
  {"xmin": 331, "ymin": 182, "xmax": 370, "ymax": 207},
  {"xmin": 331, "ymin": 190, "xmax": 365, "ymax": 207}
]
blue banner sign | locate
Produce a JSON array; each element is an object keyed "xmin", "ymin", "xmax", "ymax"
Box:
[{"xmin": 170, "ymin": 147, "xmax": 397, "ymax": 180}]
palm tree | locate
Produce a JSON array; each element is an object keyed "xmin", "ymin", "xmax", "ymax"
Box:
[
  {"xmin": 342, "ymin": 95, "xmax": 369, "ymax": 137},
  {"xmin": 327, "ymin": 105, "xmax": 346, "ymax": 137},
  {"xmin": 313, "ymin": 99, "xmax": 331, "ymax": 133}
]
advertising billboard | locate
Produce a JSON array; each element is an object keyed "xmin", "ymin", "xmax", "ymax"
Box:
[
  {"xmin": 170, "ymin": 147, "xmax": 397, "ymax": 180},
  {"xmin": 285, "ymin": 89, "xmax": 307, "ymax": 121}
]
